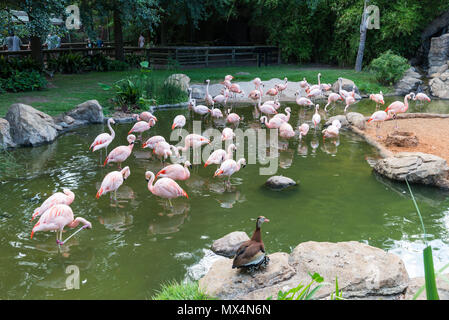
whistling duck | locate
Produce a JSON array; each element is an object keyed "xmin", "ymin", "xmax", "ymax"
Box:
[{"xmin": 232, "ymin": 216, "xmax": 270, "ymax": 271}]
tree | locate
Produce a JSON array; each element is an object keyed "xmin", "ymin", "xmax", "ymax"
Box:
[{"xmin": 355, "ymin": 0, "xmax": 369, "ymax": 72}]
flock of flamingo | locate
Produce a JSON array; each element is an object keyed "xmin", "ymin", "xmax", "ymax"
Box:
[{"xmin": 29, "ymin": 72, "xmax": 432, "ymax": 247}]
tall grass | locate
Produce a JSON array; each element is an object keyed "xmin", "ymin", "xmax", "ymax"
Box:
[
  {"xmin": 405, "ymin": 178, "xmax": 439, "ymax": 300},
  {"xmin": 151, "ymin": 280, "xmax": 215, "ymax": 300},
  {"xmin": 0, "ymin": 148, "xmax": 22, "ymax": 181}
]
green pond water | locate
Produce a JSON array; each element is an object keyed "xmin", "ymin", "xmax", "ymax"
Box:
[{"xmin": 1, "ymin": 96, "xmax": 449, "ymax": 299}]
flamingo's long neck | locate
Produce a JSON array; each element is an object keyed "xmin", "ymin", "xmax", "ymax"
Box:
[
  {"xmin": 147, "ymin": 172, "xmax": 155, "ymax": 194},
  {"xmin": 403, "ymin": 95, "xmax": 410, "ymax": 112},
  {"xmin": 206, "ymin": 81, "xmax": 210, "ymax": 97},
  {"xmin": 67, "ymin": 217, "xmax": 90, "ymax": 228},
  {"xmin": 108, "ymin": 120, "xmax": 115, "ymax": 139},
  {"xmin": 66, "ymin": 191, "xmax": 75, "ymax": 203}
]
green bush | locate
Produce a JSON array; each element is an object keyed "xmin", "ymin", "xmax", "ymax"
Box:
[
  {"xmin": 125, "ymin": 54, "xmax": 145, "ymax": 68},
  {"xmin": 107, "ymin": 59, "xmax": 130, "ymax": 71},
  {"xmin": 47, "ymin": 53, "xmax": 87, "ymax": 74},
  {"xmin": 369, "ymin": 50, "xmax": 410, "ymax": 86},
  {"xmin": 85, "ymin": 54, "xmax": 110, "ymax": 72},
  {"xmin": 0, "ymin": 70, "xmax": 47, "ymax": 93},
  {"xmin": 0, "ymin": 56, "xmax": 43, "ymax": 78}
]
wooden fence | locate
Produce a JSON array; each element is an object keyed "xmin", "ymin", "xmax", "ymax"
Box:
[{"xmin": 0, "ymin": 45, "xmax": 280, "ymax": 69}]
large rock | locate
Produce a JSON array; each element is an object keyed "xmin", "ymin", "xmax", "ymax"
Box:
[
  {"xmin": 165, "ymin": 74, "xmax": 191, "ymax": 92},
  {"xmin": 395, "ymin": 67, "xmax": 423, "ymax": 96},
  {"xmin": 428, "ymin": 33, "xmax": 449, "ymax": 76},
  {"xmin": 64, "ymin": 100, "xmax": 104, "ymax": 124},
  {"xmin": 211, "ymin": 231, "xmax": 250, "ymax": 258},
  {"xmin": 5, "ymin": 104, "xmax": 60, "ymax": 146},
  {"xmin": 265, "ymin": 175, "xmax": 298, "ymax": 190},
  {"xmin": 373, "ymin": 152, "xmax": 449, "ymax": 189},
  {"xmin": 332, "ymin": 78, "xmax": 360, "ymax": 95},
  {"xmin": 199, "ymin": 241, "xmax": 410, "ymax": 300},
  {"xmin": 0, "ymin": 118, "xmax": 15, "ymax": 148},
  {"xmin": 325, "ymin": 115, "xmax": 349, "ymax": 128},
  {"xmin": 429, "ymin": 76, "xmax": 449, "ymax": 99},
  {"xmin": 346, "ymin": 112, "xmax": 366, "ymax": 130}
]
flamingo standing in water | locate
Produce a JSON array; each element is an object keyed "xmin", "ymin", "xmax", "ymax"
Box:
[
  {"xmin": 177, "ymin": 134, "xmax": 210, "ymax": 153},
  {"xmin": 265, "ymin": 87, "xmax": 279, "ymax": 99},
  {"xmin": 104, "ymin": 134, "xmax": 136, "ymax": 169},
  {"xmin": 344, "ymin": 90, "xmax": 356, "ymax": 113},
  {"xmin": 214, "ymin": 158, "xmax": 247, "ymax": 188},
  {"xmin": 273, "ymin": 107, "xmax": 291, "ymax": 123},
  {"xmin": 258, "ymin": 95, "xmax": 278, "ymax": 117},
  {"xmin": 226, "ymin": 109, "xmax": 241, "ymax": 126},
  {"xmin": 322, "ymin": 124, "xmax": 340, "ymax": 142},
  {"xmin": 172, "ymin": 115, "xmax": 186, "ymax": 131},
  {"xmin": 367, "ymin": 110, "xmax": 390, "ymax": 138},
  {"xmin": 211, "ymin": 106, "xmax": 224, "ymax": 119},
  {"xmin": 298, "ymin": 123, "xmax": 310, "ymax": 140},
  {"xmin": 275, "ymin": 77, "xmax": 288, "ymax": 97},
  {"xmin": 413, "ymin": 92, "xmax": 431, "ymax": 105},
  {"xmin": 384, "ymin": 93, "xmax": 413, "ymax": 130},
  {"xmin": 191, "ymin": 99, "xmax": 211, "ymax": 119},
  {"xmin": 324, "ymin": 93, "xmax": 343, "ymax": 112},
  {"xmin": 205, "ymin": 79, "xmax": 214, "ymax": 107},
  {"xmin": 312, "ymin": 104, "xmax": 321, "ymax": 130},
  {"xmin": 32, "ymin": 189, "xmax": 75, "ymax": 221},
  {"xmin": 299, "ymin": 78, "xmax": 308, "ymax": 89},
  {"xmin": 213, "ymin": 88, "xmax": 229, "ymax": 108},
  {"xmin": 96, "ymin": 166, "xmax": 131, "ymax": 200},
  {"xmin": 260, "ymin": 116, "xmax": 284, "ymax": 129},
  {"xmin": 138, "ymin": 111, "xmax": 157, "ymax": 123},
  {"xmin": 204, "ymin": 144, "xmax": 236, "ymax": 168},
  {"xmin": 145, "ymin": 171, "xmax": 188, "ymax": 207},
  {"xmin": 90, "ymin": 118, "xmax": 116, "ymax": 157},
  {"xmin": 337, "ymin": 77, "xmax": 351, "ymax": 99},
  {"xmin": 30, "ymin": 204, "xmax": 92, "ymax": 245},
  {"xmin": 128, "ymin": 118, "xmax": 156, "ymax": 141},
  {"xmin": 369, "ymin": 92, "xmax": 385, "ymax": 111},
  {"xmin": 153, "ymin": 141, "xmax": 179, "ymax": 162},
  {"xmin": 279, "ymin": 122, "xmax": 295, "ymax": 140},
  {"xmin": 142, "ymin": 135, "xmax": 166, "ymax": 150},
  {"xmin": 156, "ymin": 161, "xmax": 192, "ymax": 181},
  {"xmin": 295, "ymin": 93, "xmax": 314, "ymax": 107},
  {"xmin": 221, "ymin": 127, "xmax": 235, "ymax": 141}
]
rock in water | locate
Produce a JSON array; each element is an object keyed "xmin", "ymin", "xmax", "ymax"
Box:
[
  {"xmin": 373, "ymin": 152, "xmax": 449, "ymax": 189},
  {"xmin": 0, "ymin": 118, "xmax": 16, "ymax": 148},
  {"xmin": 265, "ymin": 176, "xmax": 298, "ymax": 191},
  {"xmin": 5, "ymin": 103, "xmax": 60, "ymax": 146},
  {"xmin": 346, "ymin": 112, "xmax": 366, "ymax": 130},
  {"xmin": 165, "ymin": 74, "xmax": 191, "ymax": 92},
  {"xmin": 65, "ymin": 100, "xmax": 104, "ymax": 124},
  {"xmin": 385, "ymin": 131, "xmax": 419, "ymax": 147},
  {"xmin": 211, "ymin": 231, "xmax": 250, "ymax": 258}
]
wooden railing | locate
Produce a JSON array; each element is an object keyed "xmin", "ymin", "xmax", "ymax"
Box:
[{"xmin": 0, "ymin": 45, "xmax": 280, "ymax": 68}]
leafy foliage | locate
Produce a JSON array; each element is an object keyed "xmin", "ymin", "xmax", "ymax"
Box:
[
  {"xmin": 369, "ymin": 50, "xmax": 410, "ymax": 85},
  {"xmin": 271, "ymin": 272, "xmax": 325, "ymax": 300},
  {"xmin": 0, "ymin": 70, "xmax": 47, "ymax": 93},
  {"xmin": 47, "ymin": 53, "xmax": 87, "ymax": 74},
  {"xmin": 151, "ymin": 280, "xmax": 214, "ymax": 300}
]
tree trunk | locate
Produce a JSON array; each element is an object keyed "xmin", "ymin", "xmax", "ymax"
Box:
[
  {"xmin": 30, "ymin": 36, "xmax": 43, "ymax": 67},
  {"xmin": 355, "ymin": 0, "xmax": 368, "ymax": 72},
  {"xmin": 113, "ymin": 8, "xmax": 124, "ymax": 61}
]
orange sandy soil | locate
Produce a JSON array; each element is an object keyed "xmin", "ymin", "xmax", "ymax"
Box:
[{"xmin": 364, "ymin": 117, "xmax": 449, "ymax": 163}]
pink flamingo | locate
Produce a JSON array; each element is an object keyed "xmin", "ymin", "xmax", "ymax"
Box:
[
  {"xmin": 312, "ymin": 104, "xmax": 321, "ymax": 130},
  {"xmin": 307, "ymin": 88, "xmax": 322, "ymax": 100},
  {"xmin": 260, "ymin": 116, "xmax": 284, "ymax": 129},
  {"xmin": 142, "ymin": 135, "xmax": 166, "ymax": 150},
  {"xmin": 324, "ymin": 93, "xmax": 343, "ymax": 112},
  {"xmin": 299, "ymin": 77, "xmax": 308, "ymax": 89},
  {"xmin": 306, "ymin": 73, "xmax": 321, "ymax": 93},
  {"xmin": 156, "ymin": 161, "xmax": 192, "ymax": 181},
  {"xmin": 178, "ymin": 134, "xmax": 210, "ymax": 152},
  {"xmin": 32, "ymin": 189, "xmax": 75, "ymax": 221},
  {"xmin": 211, "ymin": 107, "xmax": 224, "ymax": 119},
  {"xmin": 224, "ymin": 75, "xmax": 234, "ymax": 82},
  {"xmin": 322, "ymin": 124, "xmax": 340, "ymax": 142},
  {"xmin": 96, "ymin": 166, "xmax": 131, "ymax": 200},
  {"xmin": 344, "ymin": 90, "xmax": 356, "ymax": 113},
  {"xmin": 258, "ymin": 95, "xmax": 277, "ymax": 116},
  {"xmin": 213, "ymin": 88, "xmax": 229, "ymax": 108},
  {"xmin": 367, "ymin": 110, "xmax": 390, "ymax": 138},
  {"xmin": 279, "ymin": 122, "xmax": 295, "ymax": 140},
  {"xmin": 338, "ymin": 77, "xmax": 350, "ymax": 99},
  {"xmin": 128, "ymin": 118, "xmax": 156, "ymax": 140},
  {"xmin": 222, "ymin": 127, "xmax": 235, "ymax": 141},
  {"xmin": 104, "ymin": 134, "xmax": 136, "ymax": 169},
  {"xmin": 153, "ymin": 141, "xmax": 179, "ymax": 162},
  {"xmin": 295, "ymin": 93, "xmax": 314, "ymax": 107},
  {"xmin": 275, "ymin": 77, "xmax": 288, "ymax": 97},
  {"xmin": 265, "ymin": 87, "xmax": 279, "ymax": 98},
  {"xmin": 205, "ymin": 79, "xmax": 214, "ymax": 107},
  {"xmin": 298, "ymin": 123, "xmax": 310, "ymax": 140},
  {"xmin": 226, "ymin": 109, "xmax": 241, "ymax": 126},
  {"xmin": 90, "ymin": 118, "xmax": 116, "ymax": 156},
  {"xmin": 413, "ymin": 92, "xmax": 431, "ymax": 104},
  {"xmin": 145, "ymin": 171, "xmax": 188, "ymax": 207},
  {"xmin": 384, "ymin": 93, "xmax": 413, "ymax": 130},
  {"xmin": 222, "ymin": 79, "xmax": 232, "ymax": 89},
  {"xmin": 191, "ymin": 99, "xmax": 211, "ymax": 118},
  {"xmin": 172, "ymin": 115, "xmax": 186, "ymax": 130},
  {"xmin": 138, "ymin": 111, "xmax": 157, "ymax": 123},
  {"xmin": 273, "ymin": 107, "xmax": 291, "ymax": 123},
  {"xmin": 214, "ymin": 158, "xmax": 246, "ymax": 188},
  {"xmin": 204, "ymin": 144, "xmax": 236, "ymax": 168},
  {"xmin": 369, "ymin": 91, "xmax": 385, "ymax": 111},
  {"xmin": 230, "ymin": 83, "xmax": 244, "ymax": 100},
  {"xmin": 30, "ymin": 204, "xmax": 92, "ymax": 244}
]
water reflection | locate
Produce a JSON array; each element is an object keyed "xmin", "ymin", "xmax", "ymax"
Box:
[{"xmin": 148, "ymin": 204, "xmax": 190, "ymax": 235}]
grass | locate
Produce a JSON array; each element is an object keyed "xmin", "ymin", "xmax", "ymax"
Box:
[
  {"xmin": 151, "ymin": 280, "xmax": 215, "ymax": 300},
  {"xmin": 0, "ymin": 64, "xmax": 392, "ymax": 117}
]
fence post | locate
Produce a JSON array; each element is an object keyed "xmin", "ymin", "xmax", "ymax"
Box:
[{"xmin": 232, "ymin": 48, "xmax": 236, "ymax": 65}]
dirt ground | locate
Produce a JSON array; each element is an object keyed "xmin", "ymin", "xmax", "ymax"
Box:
[{"xmin": 364, "ymin": 117, "xmax": 449, "ymax": 163}]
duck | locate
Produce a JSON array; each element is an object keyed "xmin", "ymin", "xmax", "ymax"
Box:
[{"xmin": 232, "ymin": 216, "xmax": 270, "ymax": 270}]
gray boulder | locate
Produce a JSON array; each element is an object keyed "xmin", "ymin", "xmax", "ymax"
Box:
[
  {"xmin": 395, "ymin": 68, "xmax": 423, "ymax": 96},
  {"xmin": 373, "ymin": 152, "xmax": 449, "ymax": 189},
  {"xmin": 325, "ymin": 115, "xmax": 349, "ymax": 128},
  {"xmin": 332, "ymin": 78, "xmax": 360, "ymax": 95},
  {"xmin": 65, "ymin": 100, "xmax": 104, "ymax": 124},
  {"xmin": 346, "ymin": 112, "xmax": 366, "ymax": 130},
  {"xmin": 265, "ymin": 175, "xmax": 298, "ymax": 190},
  {"xmin": 5, "ymin": 104, "xmax": 60, "ymax": 146},
  {"xmin": 211, "ymin": 231, "xmax": 250, "ymax": 258},
  {"xmin": 165, "ymin": 73, "xmax": 191, "ymax": 92},
  {"xmin": 428, "ymin": 33, "xmax": 449, "ymax": 76},
  {"xmin": 0, "ymin": 118, "xmax": 16, "ymax": 148},
  {"xmin": 403, "ymin": 275, "xmax": 449, "ymax": 300}
]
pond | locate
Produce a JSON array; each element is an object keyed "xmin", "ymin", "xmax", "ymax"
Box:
[{"xmin": 1, "ymin": 97, "xmax": 449, "ymax": 299}]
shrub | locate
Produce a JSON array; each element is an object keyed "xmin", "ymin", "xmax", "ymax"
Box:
[
  {"xmin": 85, "ymin": 54, "xmax": 110, "ymax": 72},
  {"xmin": 107, "ymin": 59, "xmax": 130, "ymax": 71},
  {"xmin": 369, "ymin": 50, "xmax": 410, "ymax": 86},
  {"xmin": 125, "ymin": 54, "xmax": 145, "ymax": 68},
  {"xmin": 0, "ymin": 70, "xmax": 47, "ymax": 93},
  {"xmin": 0, "ymin": 56, "xmax": 43, "ymax": 79},
  {"xmin": 47, "ymin": 53, "xmax": 87, "ymax": 74}
]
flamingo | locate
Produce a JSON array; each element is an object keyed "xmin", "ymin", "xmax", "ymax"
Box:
[
  {"xmin": 260, "ymin": 116, "xmax": 284, "ymax": 129},
  {"xmin": 96, "ymin": 166, "xmax": 131, "ymax": 200},
  {"xmin": 298, "ymin": 123, "xmax": 310, "ymax": 140},
  {"xmin": 222, "ymin": 79, "xmax": 232, "ymax": 90},
  {"xmin": 299, "ymin": 77, "xmax": 308, "ymax": 89},
  {"xmin": 367, "ymin": 110, "xmax": 390, "ymax": 138},
  {"xmin": 31, "ymin": 189, "xmax": 75, "ymax": 221},
  {"xmin": 338, "ymin": 77, "xmax": 350, "ymax": 99},
  {"xmin": 306, "ymin": 73, "xmax": 322, "ymax": 93},
  {"xmin": 295, "ymin": 93, "xmax": 314, "ymax": 107},
  {"xmin": 213, "ymin": 88, "xmax": 229, "ymax": 108},
  {"xmin": 273, "ymin": 107, "xmax": 291, "ymax": 123},
  {"xmin": 90, "ymin": 118, "xmax": 116, "ymax": 157},
  {"xmin": 30, "ymin": 204, "xmax": 92, "ymax": 245},
  {"xmin": 128, "ymin": 118, "xmax": 156, "ymax": 140},
  {"xmin": 312, "ymin": 104, "xmax": 321, "ymax": 130},
  {"xmin": 138, "ymin": 111, "xmax": 157, "ymax": 123},
  {"xmin": 332, "ymin": 119, "xmax": 342, "ymax": 129},
  {"xmin": 369, "ymin": 92, "xmax": 385, "ymax": 111},
  {"xmin": 204, "ymin": 144, "xmax": 236, "ymax": 168},
  {"xmin": 384, "ymin": 93, "xmax": 413, "ymax": 130},
  {"xmin": 279, "ymin": 122, "xmax": 295, "ymax": 140},
  {"xmin": 178, "ymin": 134, "xmax": 210, "ymax": 152},
  {"xmin": 191, "ymin": 99, "xmax": 211, "ymax": 118},
  {"xmin": 413, "ymin": 92, "xmax": 431, "ymax": 105},
  {"xmin": 153, "ymin": 141, "xmax": 179, "ymax": 162},
  {"xmin": 172, "ymin": 115, "xmax": 186, "ymax": 130},
  {"xmin": 226, "ymin": 109, "xmax": 241, "ymax": 126},
  {"xmin": 156, "ymin": 161, "xmax": 192, "ymax": 181},
  {"xmin": 142, "ymin": 135, "xmax": 166, "ymax": 150},
  {"xmin": 214, "ymin": 158, "xmax": 246, "ymax": 188},
  {"xmin": 265, "ymin": 87, "xmax": 279, "ymax": 98},
  {"xmin": 324, "ymin": 93, "xmax": 343, "ymax": 112},
  {"xmin": 222, "ymin": 127, "xmax": 235, "ymax": 141},
  {"xmin": 230, "ymin": 83, "xmax": 244, "ymax": 100},
  {"xmin": 205, "ymin": 79, "xmax": 214, "ymax": 107},
  {"xmin": 344, "ymin": 90, "xmax": 356, "ymax": 113},
  {"xmin": 275, "ymin": 77, "xmax": 288, "ymax": 97},
  {"xmin": 322, "ymin": 124, "xmax": 339, "ymax": 142},
  {"xmin": 307, "ymin": 88, "xmax": 322, "ymax": 100},
  {"xmin": 187, "ymin": 88, "xmax": 195, "ymax": 117},
  {"xmin": 145, "ymin": 171, "xmax": 188, "ymax": 207},
  {"xmin": 104, "ymin": 134, "xmax": 136, "ymax": 169},
  {"xmin": 211, "ymin": 106, "xmax": 224, "ymax": 119},
  {"xmin": 224, "ymin": 75, "xmax": 234, "ymax": 82},
  {"xmin": 258, "ymin": 95, "xmax": 277, "ymax": 116}
]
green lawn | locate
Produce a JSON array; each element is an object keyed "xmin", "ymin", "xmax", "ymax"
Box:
[{"xmin": 0, "ymin": 65, "xmax": 391, "ymax": 117}]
